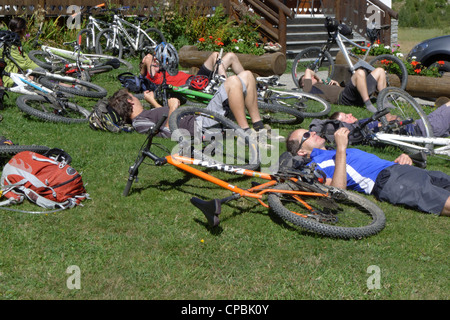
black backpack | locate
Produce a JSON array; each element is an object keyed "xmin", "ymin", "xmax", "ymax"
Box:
[
  {"xmin": 309, "ymin": 118, "xmax": 364, "ymax": 145},
  {"xmin": 117, "ymin": 72, "xmax": 156, "ymax": 93}
]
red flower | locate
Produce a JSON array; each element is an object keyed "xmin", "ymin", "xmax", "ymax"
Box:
[
  {"xmin": 255, "ymin": 43, "xmax": 259, "ymax": 47},
  {"xmin": 438, "ymin": 61, "xmax": 445, "ymax": 65},
  {"xmin": 232, "ymin": 39, "xmax": 238, "ymax": 43},
  {"xmin": 414, "ymin": 69, "xmax": 421, "ymax": 74},
  {"xmin": 209, "ymin": 36, "xmax": 213, "ymax": 39},
  {"xmin": 199, "ymin": 37, "xmax": 205, "ymax": 42},
  {"xmin": 411, "ymin": 61, "xmax": 420, "ymax": 67}
]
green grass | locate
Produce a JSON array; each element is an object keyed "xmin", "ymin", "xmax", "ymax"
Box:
[{"xmin": 0, "ymin": 59, "xmax": 448, "ymax": 301}]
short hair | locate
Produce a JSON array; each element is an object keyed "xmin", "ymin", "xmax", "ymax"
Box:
[
  {"xmin": 329, "ymin": 111, "xmax": 342, "ymax": 120},
  {"xmin": 286, "ymin": 130, "xmax": 300, "ymax": 155},
  {"xmin": 108, "ymin": 89, "xmax": 133, "ymax": 123},
  {"xmin": 8, "ymin": 17, "xmax": 27, "ymax": 35},
  {"xmin": 298, "ymin": 75, "xmax": 305, "ymax": 88}
]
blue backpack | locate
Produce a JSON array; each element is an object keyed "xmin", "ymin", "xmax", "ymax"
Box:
[{"xmin": 117, "ymin": 72, "xmax": 156, "ymax": 93}]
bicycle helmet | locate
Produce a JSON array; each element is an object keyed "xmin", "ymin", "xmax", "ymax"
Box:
[
  {"xmin": 154, "ymin": 42, "xmax": 179, "ymax": 76},
  {"xmin": 189, "ymin": 75, "xmax": 209, "ymax": 91},
  {"xmin": 0, "ymin": 30, "xmax": 21, "ymax": 47}
]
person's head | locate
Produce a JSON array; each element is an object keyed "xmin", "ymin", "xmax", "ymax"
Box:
[
  {"xmin": 286, "ymin": 128, "xmax": 326, "ymax": 157},
  {"xmin": 329, "ymin": 111, "xmax": 358, "ymax": 124},
  {"xmin": 108, "ymin": 89, "xmax": 143, "ymax": 123},
  {"xmin": 298, "ymin": 74, "xmax": 321, "ymax": 88},
  {"xmin": 8, "ymin": 17, "xmax": 27, "ymax": 38}
]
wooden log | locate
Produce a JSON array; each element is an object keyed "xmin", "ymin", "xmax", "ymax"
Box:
[
  {"xmin": 179, "ymin": 45, "xmax": 286, "ymax": 76},
  {"xmin": 405, "ymin": 74, "xmax": 450, "ymax": 99}
]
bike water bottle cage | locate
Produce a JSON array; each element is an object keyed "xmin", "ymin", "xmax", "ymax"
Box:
[
  {"xmin": 189, "ymin": 75, "xmax": 209, "ymax": 91},
  {"xmin": 154, "ymin": 42, "xmax": 179, "ymax": 76}
]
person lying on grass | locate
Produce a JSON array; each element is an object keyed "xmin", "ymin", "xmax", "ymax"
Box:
[
  {"xmin": 312, "ymin": 99, "xmax": 450, "ymax": 140},
  {"xmin": 286, "ymin": 127, "xmax": 450, "ymax": 216},
  {"xmin": 299, "ymin": 67, "xmax": 387, "ymax": 113}
]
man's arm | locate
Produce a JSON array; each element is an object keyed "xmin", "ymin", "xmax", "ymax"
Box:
[{"xmin": 329, "ymin": 127, "xmax": 349, "ymax": 189}]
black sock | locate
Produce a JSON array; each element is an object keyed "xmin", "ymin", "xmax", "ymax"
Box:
[{"xmin": 253, "ymin": 120, "xmax": 264, "ymax": 131}]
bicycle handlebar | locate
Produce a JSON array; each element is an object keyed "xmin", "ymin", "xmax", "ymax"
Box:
[{"xmin": 358, "ymin": 108, "xmax": 391, "ymax": 129}]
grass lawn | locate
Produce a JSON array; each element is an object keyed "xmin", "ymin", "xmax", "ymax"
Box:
[{"xmin": 0, "ymin": 52, "xmax": 448, "ymax": 302}]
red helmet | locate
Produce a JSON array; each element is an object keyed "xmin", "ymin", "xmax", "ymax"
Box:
[{"xmin": 189, "ymin": 75, "xmax": 209, "ymax": 90}]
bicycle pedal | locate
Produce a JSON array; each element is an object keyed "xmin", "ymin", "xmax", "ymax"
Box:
[{"xmin": 190, "ymin": 197, "xmax": 221, "ymax": 227}]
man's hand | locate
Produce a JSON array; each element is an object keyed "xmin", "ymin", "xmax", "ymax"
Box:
[
  {"xmin": 334, "ymin": 127, "xmax": 350, "ymax": 151},
  {"xmin": 394, "ymin": 153, "xmax": 413, "ymax": 166},
  {"xmin": 328, "ymin": 79, "xmax": 340, "ymax": 86}
]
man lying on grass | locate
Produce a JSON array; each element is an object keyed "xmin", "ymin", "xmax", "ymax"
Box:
[{"xmin": 286, "ymin": 127, "xmax": 450, "ymax": 216}]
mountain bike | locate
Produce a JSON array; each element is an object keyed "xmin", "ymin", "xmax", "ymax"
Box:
[
  {"xmin": 372, "ymin": 87, "xmax": 449, "ymax": 162},
  {"xmin": 291, "ymin": 16, "xmax": 408, "ymax": 90},
  {"xmin": 256, "ymin": 75, "xmax": 331, "ymax": 118},
  {"xmin": 76, "ymin": 3, "xmax": 111, "ymax": 53},
  {"xmin": 122, "ymin": 112, "xmax": 386, "ymax": 239},
  {"xmin": 29, "ymin": 41, "xmax": 132, "ymax": 80},
  {"xmin": 95, "ymin": 8, "xmax": 166, "ymax": 58}
]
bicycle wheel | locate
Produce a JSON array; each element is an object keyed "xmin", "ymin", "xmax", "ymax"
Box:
[
  {"xmin": 267, "ymin": 181, "xmax": 386, "ymax": 239},
  {"xmin": 376, "ymin": 87, "xmax": 434, "ymax": 152},
  {"xmin": 291, "ymin": 47, "xmax": 335, "ymax": 89},
  {"xmin": 38, "ymin": 75, "xmax": 107, "ymax": 98},
  {"xmin": 260, "ymin": 90, "xmax": 331, "ymax": 118},
  {"xmin": 16, "ymin": 95, "xmax": 90, "ymax": 124},
  {"xmin": 77, "ymin": 29, "xmax": 96, "ymax": 54},
  {"xmin": 168, "ymin": 106, "xmax": 260, "ymax": 170},
  {"xmin": 257, "ymin": 101, "xmax": 304, "ymax": 125},
  {"xmin": 0, "ymin": 144, "xmax": 50, "ymax": 157},
  {"xmin": 28, "ymin": 50, "xmax": 63, "ymax": 71},
  {"xmin": 369, "ymin": 54, "xmax": 408, "ymax": 90},
  {"xmin": 139, "ymin": 28, "xmax": 166, "ymax": 58},
  {"xmin": 95, "ymin": 28, "xmax": 123, "ymax": 58}
]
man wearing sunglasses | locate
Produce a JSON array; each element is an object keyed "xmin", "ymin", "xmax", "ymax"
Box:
[{"xmin": 286, "ymin": 127, "xmax": 450, "ymax": 216}]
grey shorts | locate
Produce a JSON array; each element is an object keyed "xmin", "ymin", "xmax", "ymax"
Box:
[
  {"xmin": 372, "ymin": 164, "xmax": 450, "ymax": 214},
  {"xmin": 415, "ymin": 104, "xmax": 450, "ymax": 137},
  {"xmin": 199, "ymin": 76, "xmax": 247, "ymax": 128}
]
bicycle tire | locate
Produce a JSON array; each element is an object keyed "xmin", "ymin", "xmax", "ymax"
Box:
[
  {"xmin": 16, "ymin": 94, "xmax": 90, "ymax": 124},
  {"xmin": 291, "ymin": 47, "xmax": 335, "ymax": 89},
  {"xmin": 257, "ymin": 101, "xmax": 304, "ymax": 125},
  {"xmin": 139, "ymin": 28, "xmax": 166, "ymax": 58},
  {"xmin": 376, "ymin": 87, "xmax": 434, "ymax": 152},
  {"xmin": 260, "ymin": 90, "xmax": 331, "ymax": 118},
  {"xmin": 38, "ymin": 76, "xmax": 107, "ymax": 98},
  {"xmin": 369, "ymin": 54, "xmax": 408, "ymax": 90},
  {"xmin": 95, "ymin": 28, "xmax": 123, "ymax": 58},
  {"xmin": 267, "ymin": 181, "xmax": 386, "ymax": 239},
  {"xmin": 168, "ymin": 106, "xmax": 260, "ymax": 170},
  {"xmin": 77, "ymin": 28, "xmax": 96, "ymax": 54},
  {"xmin": 0, "ymin": 144, "xmax": 50, "ymax": 157},
  {"xmin": 28, "ymin": 50, "xmax": 60, "ymax": 71}
]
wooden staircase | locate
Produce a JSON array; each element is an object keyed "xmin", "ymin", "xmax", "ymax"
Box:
[{"xmin": 285, "ymin": 15, "xmax": 365, "ymax": 60}]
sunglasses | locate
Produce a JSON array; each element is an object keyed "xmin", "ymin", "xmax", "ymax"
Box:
[{"xmin": 297, "ymin": 131, "xmax": 311, "ymax": 152}]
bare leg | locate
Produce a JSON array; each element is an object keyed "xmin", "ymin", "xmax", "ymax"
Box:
[
  {"xmin": 224, "ymin": 75, "xmax": 250, "ymax": 129},
  {"xmin": 441, "ymin": 197, "xmax": 450, "ymax": 216}
]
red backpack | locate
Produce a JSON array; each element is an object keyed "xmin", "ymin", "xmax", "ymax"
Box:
[{"xmin": 0, "ymin": 150, "xmax": 89, "ymax": 211}]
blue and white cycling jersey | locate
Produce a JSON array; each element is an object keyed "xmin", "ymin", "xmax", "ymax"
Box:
[{"xmin": 309, "ymin": 148, "xmax": 395, "ymax": 194}]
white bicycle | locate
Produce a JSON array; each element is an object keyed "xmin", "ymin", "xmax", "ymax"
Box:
[
  {"xmin": 95, "ymin": 7, "xmax": 166, "ymax": 58},
  {"xmin": 29, "ymin": 41, "xmax": 132, "ymax": 80},
  {"xmin": 360, "ymin": 88, "xmax": 449, "ymax": 165},
  {"xmin": 76, "ymin": 3, "xmax": 111, "ymax": 53}
]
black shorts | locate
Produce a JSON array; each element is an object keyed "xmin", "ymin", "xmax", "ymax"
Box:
[
  {"xmin": 338, "ymin": 73, "xmax": 378, "ymax": 106},
  {"xmin": 196, "ymin": 64, "xmax": 213, "ymax": 79},
  {"xmin": 372, "ymin": 164, "xmax": 450, "ymax": 215}
]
